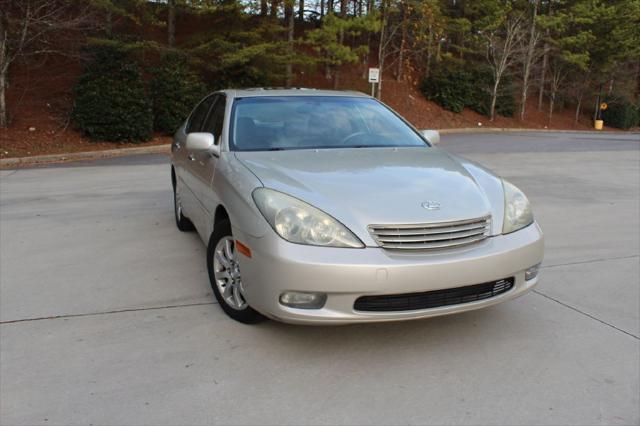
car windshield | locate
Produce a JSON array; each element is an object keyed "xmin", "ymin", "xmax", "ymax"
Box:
[{"xmin": 230, "ymin": 96, "xmax": 428, "ymax": 151}]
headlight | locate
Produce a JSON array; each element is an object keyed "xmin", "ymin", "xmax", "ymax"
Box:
[
  {"xmin": 502, "ymin": 180, "xmax": 533, "ymax": 234},
  {"xmin": 252, "ymin": 188, "xmax": 364, "ymax": 248}
]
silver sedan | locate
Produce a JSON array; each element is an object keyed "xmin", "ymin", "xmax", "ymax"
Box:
[{"xmin": 170, "ymin": 89, "xmax": 544, "ymax": 324}]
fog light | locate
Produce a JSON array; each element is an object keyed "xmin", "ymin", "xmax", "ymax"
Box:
[
  {"xmin": 525, "ymin": 263, "xmax": 541, "ymax": 281},
  {"xmin": 279, "ymin": 291, "xmax": 327, "ymax": 309}
]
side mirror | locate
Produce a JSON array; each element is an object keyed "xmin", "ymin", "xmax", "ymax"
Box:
[
  {"xmin": 421, "ymin": 129, "xmax": 440, "ymax": 146},
  {"xmin": 186, "ymin": 132, "xmax": 220, "ymax": 156}
]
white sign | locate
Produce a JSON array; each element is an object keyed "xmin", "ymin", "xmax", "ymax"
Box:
[{"xmin": 368, "ymin": 68, "xmax": 380, "ymax": 83}]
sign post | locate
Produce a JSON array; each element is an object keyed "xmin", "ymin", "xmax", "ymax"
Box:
[{"xmin": 368, "ymin": 68, "xmax": 380, "ymax": 97}]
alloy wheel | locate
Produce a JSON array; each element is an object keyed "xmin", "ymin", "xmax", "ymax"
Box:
[{"xmin": 213, "ymin": 236, "xmax": 247, "ymax": 310}]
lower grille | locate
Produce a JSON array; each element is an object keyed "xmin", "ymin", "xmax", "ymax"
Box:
[{"xmin": 354, "ymin": 278, "xmax": 514, "ymax": 312}]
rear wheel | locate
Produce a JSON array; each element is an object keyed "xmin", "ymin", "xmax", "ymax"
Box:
[
  {"xmin": 207, "ymin": 219, "xmax": 265, "ymax": 324},
  {"xmin": 173, "ymin": 184, "xmax": 195, "ymax": 232}
]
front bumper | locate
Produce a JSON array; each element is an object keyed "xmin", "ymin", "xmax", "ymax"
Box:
[{"xmin": 234, "ymin": 222, "xmax": 544, "ymax": 324}]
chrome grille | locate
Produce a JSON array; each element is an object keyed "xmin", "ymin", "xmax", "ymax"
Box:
[{"xmin": 369, "ymin": 216, "xmax": 491, "ymax": 250}]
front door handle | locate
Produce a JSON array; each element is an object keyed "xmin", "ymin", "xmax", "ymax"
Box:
[{"xmin": 188, "ymin": 153, "xmax": 196, "ymax": 161}]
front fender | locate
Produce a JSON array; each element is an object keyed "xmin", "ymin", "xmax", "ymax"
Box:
[{"xmin": 214, "ymin": 152, "xmax": 270, "ymax": 238}]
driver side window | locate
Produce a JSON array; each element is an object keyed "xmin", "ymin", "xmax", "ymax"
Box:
[
  {"xmin": 187, "ymin": 95, "xmax": 215, "ymax": 133},
  {"xmin": 202, "ymin": 95, "xmax": 226, "ymax": 145}
]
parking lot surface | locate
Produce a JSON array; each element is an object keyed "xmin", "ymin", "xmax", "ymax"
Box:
[{"xmin": 1, "ymin": 131, "xmax": 639, "ymax": 425}]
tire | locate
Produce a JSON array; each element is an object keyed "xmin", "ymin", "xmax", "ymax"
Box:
[
  {"xmin": 207, "ymin": 219, "xmax": 265, "ymax": 324},
  {"xmin": 173, "ymin": 184, "xmax": 195, "ymax": 232}
]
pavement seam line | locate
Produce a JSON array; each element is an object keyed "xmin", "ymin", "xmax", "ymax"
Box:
[
  {"xmin": 532, "ymin": 290, "xmax": 639, "ymax": 340},
  {"xmin": 541, "ymin": 254, "xmax": 640, "ymax": 269},
  {"xmin": 0, "ymin": 301, "xmax": 216, "ymax": 325},
  {"xmin": 2, "ymin": 256, "xmax": 636, "ymax": 326},
  {"xmin": 2, "ymin": 169, "xmax": 19, "ymax": 177}
]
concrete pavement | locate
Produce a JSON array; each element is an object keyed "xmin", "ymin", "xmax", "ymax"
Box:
[{"xmin": 1, "ymin": 131, "xmax": 638, "ymax": 425}]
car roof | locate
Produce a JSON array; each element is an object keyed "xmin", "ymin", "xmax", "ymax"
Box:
[{"xmin": 223, "ymin": 88, "xmax": 371, "ymax": 99}]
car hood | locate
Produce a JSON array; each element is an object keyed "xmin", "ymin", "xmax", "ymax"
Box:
[{"xmin": 235, "ymin": 147, "xmax": 500, "ymax": 245}]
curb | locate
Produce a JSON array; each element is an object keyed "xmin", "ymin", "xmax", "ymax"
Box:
[
  {"xmin": 1, "ymin": 144, "xmax": 171, "ymax": 169},
  {"xmin": 437, "ymin": 127, "xmax": 639, "ymax": 135}
]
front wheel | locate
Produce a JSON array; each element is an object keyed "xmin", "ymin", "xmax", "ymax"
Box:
[{"xmin": 207, "ymin": 219, "xmax": 265, "ymax": 324}]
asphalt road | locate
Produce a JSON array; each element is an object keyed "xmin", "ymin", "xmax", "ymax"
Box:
[{"xmin": 1, "ymin": 131, "xmax": 639, "ymax": 425}]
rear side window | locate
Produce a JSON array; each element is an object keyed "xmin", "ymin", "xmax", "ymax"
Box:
[
  {"xmin": 187, "ymin": 95, "xmax": 215, "ymax": 133},
  {"xmin": 202, "ymin": 96, "xmax": 226, "ymax": 144}
]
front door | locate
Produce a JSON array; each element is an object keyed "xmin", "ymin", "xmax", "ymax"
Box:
[
  {"xmin": 180, "ymin": 94, "xmax": 216, "ymax": 233},
  {"xmin": 187, "ymin": 94, "xmax": 227, "ymax": 239}
]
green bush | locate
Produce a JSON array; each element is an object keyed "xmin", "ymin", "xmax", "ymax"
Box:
[
  {"xmin": 602, "ymin": 97, "xmax": 640, "ymax": 129},
  {"xmin": 72, "ymin": 44, "xmax": 153, "ymax": 142},
  {"xmin": 420, "ymin": 67, "xmax": 470, "ymax": 113},
  {"xmin": 150, "ymin": 54, "xmax": 206, "ymax": 134},
  {"xmin": 420, "ymin": 64, "xmax": 515, "ymax": 118}
]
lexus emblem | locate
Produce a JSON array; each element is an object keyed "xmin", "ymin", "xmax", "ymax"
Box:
[{"xmin": 421, "ymin": 201, "xmax": 441, "ymax": 210}]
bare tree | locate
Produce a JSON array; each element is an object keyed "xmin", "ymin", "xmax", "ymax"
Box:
[
  {"xmin": 168, "ymin": 0, "xmax": 176, "ymax": 47},
  {"xmin": 567, "ymin": 65, "xmax": 591, "ymax": 123},
  {"xmin": 396, "ymin": 0, "xmax": 407, "ymax": 81},
  {"xmin": 377, "ymin": 0, "xmax": 401, "ymax": 100},
  {"xmin": 537, "ymin": 0, "xmax": 553, "ymax": 110},
  {"xmin": 484, "ymin": 14, "xmax": 525, "ymax": 121},
  {"xmin": 285, "ymin": 0, "xmax": 294, "ymax": 87},
  {"xmin": 519, "ymin": 0, "xmax": 541, "ymax": 120},
  {"xmin": 547, "ymin": 57, "xmax": 566, "ymax": 123},
  {"xmin": 270, "ymin": 0, "xmax": 279, "ymax": 18},
  {"xmin": 0, "ymin": 0, "xmax": 100, "ymax": 126}
]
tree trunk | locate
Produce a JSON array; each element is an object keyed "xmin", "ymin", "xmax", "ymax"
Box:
[
  {"xmin": 261, "ymin": 0, "xmax": 268, "ymax": 16},
  {"xmin": 490, "ymin": 76, "xmax": 500, "ymax": 121},
  {"xmin": 548, "ymin": 89, "xmax": 555, "ymax": 123},
  {"xmin": 519, "ymin": 0, "xmax": 538, "ymax": 120},
  {"xmin": 0, "ymin": 68, "xmax": 6, "ymax": 127},
  {"xmin": 396, "ymin": 0, "xmax": 407, "ymax": 81},
  {"xmin": 320, "ymin": 0, "xmax": 325, "ymax": 19},
  {"xmin": 328, "ymin": 0, "xmax": 333, "ymax": 15},
  {"xmin": 298, "ymin": 0, "xmax": 304, "ymax": 20},
  {"xmin": 575, "ymin": 95, "xmax": 582, "ymax": 123},
  {"xmin": 377, "ymin": 0, "xmax": 388, "ymax": 100},
  {"xmin": 340, "ymin": 0, "xmax": 347, "ymax": 16},
  {"xmin": 519, "ymin": 78, "xmax": 529, "ymax": 120},
  {"xmin": 270, "ymin": 0, "xmax": 278, "ymax": 18},
  {"xmin": 537, "ymin": 44, "xmax": 548, "ymax": 110},
  {"xmin": 0, "ymin": 12, "xmax": 7, "ymax": 127},
  {"xmin": 363, "ymin": 30, "xmax": 370, "ymax": 78},
  {"xmin": 334, "ymin": 26, "xmax": 344, "ymax": 89},
  {"xmin": 168, "ymin": 0, "xmax": 176, "ymax": 48},
  {"xmin": 425, "ymin": 24, "xmax": 433, "ymax": 78},
  {"xmin": 538, "ymin": 1, "xmax": 553, "ymax": 111},
  {"xmin": 285, "ymin": 0, "xmax": 294, "ymax": 87},
  {"xmin": 106, "ymin": 8, "xmax": 112, "ymax": 37},
  {"xmin": 593, "ymin": 83, "xmax": 603, "ymax": 122},
  {"xmin": 636, "ymin": 59, "xmax": 640, "ymax": 97}
]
